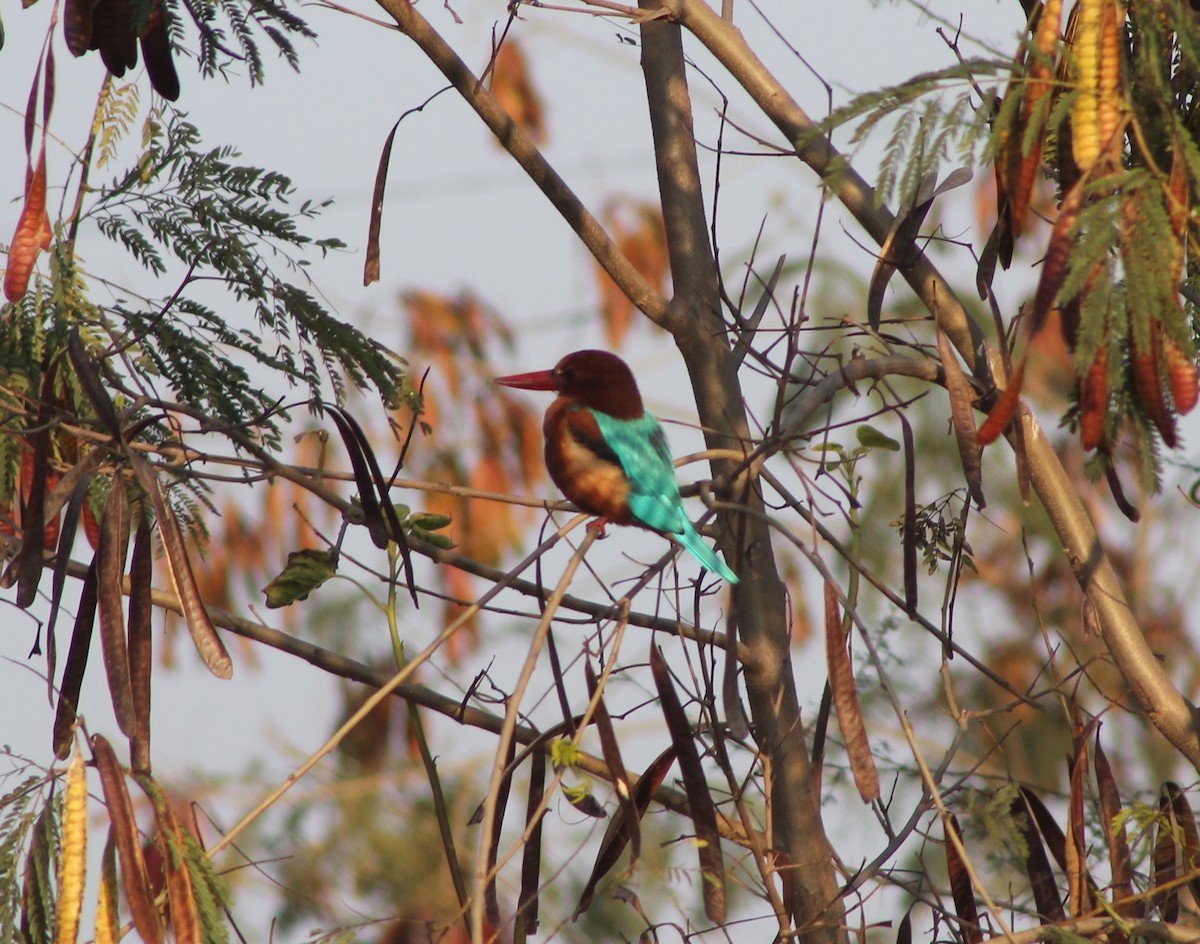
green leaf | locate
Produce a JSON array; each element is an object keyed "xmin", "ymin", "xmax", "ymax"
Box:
[
  {"xmin": 409, "ymin": 512, "xmax": 452, "ymax": 532},
  {"xmin": 856, "ymin": 425, "xmax": 900, "ymax": 451},
  {"xmin": 263, "ymin": 549, "xmax": 338, "ymax": 608}
]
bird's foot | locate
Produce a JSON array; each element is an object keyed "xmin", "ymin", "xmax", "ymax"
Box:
[{"xmin": 586, "ymin": 517, "xmax": 610, "ymax": 539}]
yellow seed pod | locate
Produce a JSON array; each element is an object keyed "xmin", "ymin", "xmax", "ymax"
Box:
[
  {"xmin": 94, "ymin": 832, "xmax": 120, "ymax": 944},
  {"xmin": 54, "ymin": 749, "xmax": 88, "ymax": 944},
  {"xmin": 1096, "ymin": 0, "xmax": 1123, "ymax": 156},
  {"xmin": 94, "ymin": 879, "xmax": 117, "ymax": 944},
  {"xmin": 1071, "ymin": 0, "xmax": 1103, "ymax": 170}
]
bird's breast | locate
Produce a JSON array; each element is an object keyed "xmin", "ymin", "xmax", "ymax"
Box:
[{"xmin": 544, "ymin": 403, "xmax": 635, "ymax": 524}]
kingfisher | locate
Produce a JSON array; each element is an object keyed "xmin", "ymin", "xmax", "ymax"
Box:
[{"xmin": 495, "ymin": 350, "xmax": 738, "ymax": 584}]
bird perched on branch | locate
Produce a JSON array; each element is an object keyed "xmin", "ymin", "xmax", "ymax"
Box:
[{"xmin": 495, "ymin": 349, "xmax": 738, "ymax": 584}]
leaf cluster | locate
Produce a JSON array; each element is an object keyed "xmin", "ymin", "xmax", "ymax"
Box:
[
  {"xmin": 174, "ymin": 0, "xmax": 317, "ymax": 84},
  {"xmin": 84, "ymin": 109, "xmax": 407, "ymax": 433}
]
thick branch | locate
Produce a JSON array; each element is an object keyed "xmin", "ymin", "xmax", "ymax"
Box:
[{"xmin": 638, "ymin": 5, "xmax": 845, "ymax": 941}]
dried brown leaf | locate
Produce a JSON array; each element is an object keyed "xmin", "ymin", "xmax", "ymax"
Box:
[{"xmin": 490, "ymin": 41, "xmax": 546, "ymax": 145}]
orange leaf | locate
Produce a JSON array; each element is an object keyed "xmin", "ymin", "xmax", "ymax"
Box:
[{"xmin": 489, "ymin": 41, "xmax": 546, "ymax": 146}]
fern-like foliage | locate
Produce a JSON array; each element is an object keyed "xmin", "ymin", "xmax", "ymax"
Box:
[
  {"xmin": 176, "ymin": 0, "xmax": 316, "ymax": 83},
  {"xmin": 806, "ymin": 58, "xmax": 1007, "ymax": 207},
  {"xmin": 0, "ymin": 776, "xmax": 44, "ymax": 940},
  {"xmin": 84, "ymin": 109, "xmax": 408, "ymax": 440}
]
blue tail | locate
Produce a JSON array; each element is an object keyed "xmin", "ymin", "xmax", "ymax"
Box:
[{"xmin": 674, "ymin": 519, "xmax": 739, "ymax": 584}]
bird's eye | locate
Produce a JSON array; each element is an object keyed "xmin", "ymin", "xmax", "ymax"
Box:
[{"xmin": 559, "ymin": 367, "xmax": 575, "ymax": 383}]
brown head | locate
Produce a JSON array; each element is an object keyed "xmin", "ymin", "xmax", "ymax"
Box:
[{"xmin": 494, "ymin": 350, "xmax": 644, "ymax": 420}]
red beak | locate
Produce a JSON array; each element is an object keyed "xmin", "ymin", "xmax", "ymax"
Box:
[{"xmin": 494, "ymin": 368, "xmax": 559, "ymax": 391}]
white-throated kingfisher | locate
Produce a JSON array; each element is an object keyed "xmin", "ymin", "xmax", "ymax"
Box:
[{"xmin": 495, "ymin": 350, "xmax": 738, "ymax": 584}]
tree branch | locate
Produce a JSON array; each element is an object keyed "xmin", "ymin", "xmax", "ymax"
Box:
[
  {"xmin": 667, "ymin": 0, "xmax": 1200, "ymax": 771},
  {"xmin": 638, "ymin": 4, "xmax": 845, "ymax": 940},
  {"xmin": 372, "ymin": 0, "xmax": 672, "ymax": 327}
]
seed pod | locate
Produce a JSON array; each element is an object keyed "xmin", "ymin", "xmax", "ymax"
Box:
[
  {"xmin": 1071, "ymin": 0, "xmax": 1102, "ymax": 171},
  {"xmin": 1080, "ymin": 347, "xmax": 1109, "ymax": 451},
  {"xmin": 55, "ymin": 748, "xmax": 88, "ymax": 944},
  {"xmin": 1131, "ymin": 323, "xmax": 1177, "ymax": 447},
  {"xmin": 4, "ymin": 149, "xmax": 49, "ymax": 302},
  {"xmin": 1163, "ymin": 335, "xmax": 1199, "ymax": 415},
  {"xmin": 1011, "ymin": 0, "xmax": 1065, "ymax": 237},
  {"xmin": 1030, "ymin": 183, "xmax": 1083, "ymax": 335},
  {"xmin": 1096, "ymin": 0, "xmax": 1122, "ymax": 161}
]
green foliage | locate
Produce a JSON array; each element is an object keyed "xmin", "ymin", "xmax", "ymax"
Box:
[
  {"xmin": 263, "ymin": 547, "xmax": 338, "ymax": 607},
  {"xmin": 176, "ymin": 0, "xmax": 317, "ymax": 84},
  {"xmin": 901, "ymin": 490, "xmax": 974, "ymax": 576},
  {"xmin": 182, "ymin": 830, "xmax": 233, "ymax": 944},
  {"xmin": 81, "ymin": 109, "xmax": 407, "ymax": 433},
  {"xmin": 0, "ymin": 776, "xmax": 43, "ymax": 941},
  {"xmin": 807, "ymin": 59, "xmax": 1004, "ymax": 206}
]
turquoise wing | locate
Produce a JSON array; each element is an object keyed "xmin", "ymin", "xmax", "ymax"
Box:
[
  {"xmin": 593, "ymin": 410, "xmax": 738, "ymax": 583},
  {"xmin": 592, "ymin": 411, "xmax": 686, "ymax": 533}
]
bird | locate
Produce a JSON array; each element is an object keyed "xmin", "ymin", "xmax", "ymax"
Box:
[{"xmin": 495, "ymin": 350, "xmax": 738, "ymax": 584}]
